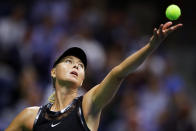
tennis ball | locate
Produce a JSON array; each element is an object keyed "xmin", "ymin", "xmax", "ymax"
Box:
[{"xmin": 165, "ymin": 4, "xmax": 181, "ymax": 20}]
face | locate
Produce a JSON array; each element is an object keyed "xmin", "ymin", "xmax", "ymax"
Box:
[{"xmin": 51, "ymin": 56, "xmax": 85, "ymax": 88}]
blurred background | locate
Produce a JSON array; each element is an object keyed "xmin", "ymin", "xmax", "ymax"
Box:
[{"xmin": 0, "ymin": 0, "xmax": 195, "ymax": 130}]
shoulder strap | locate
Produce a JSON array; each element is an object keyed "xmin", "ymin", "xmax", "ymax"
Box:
[
  {"xmin": 32, "ymin": 105, "xmax": 43, "ymax": 129},
  {"xmin": 77, "ymin": 96, "xmax": 91, "ymax": 131}
]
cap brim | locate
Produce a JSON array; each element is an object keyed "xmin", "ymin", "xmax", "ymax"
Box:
[{"xmin": 53, "ymin": 47, "xmax": 87, "ymax": 69}]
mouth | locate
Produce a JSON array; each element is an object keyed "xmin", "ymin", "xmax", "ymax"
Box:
[{"xmin": 70, "ymin": 71, "xmax": 78, "ymax": 77}]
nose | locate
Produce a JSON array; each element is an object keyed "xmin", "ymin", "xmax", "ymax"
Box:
[{"xmin": 73, "ymin": 64, "xmax": 78, "ymax": 70}]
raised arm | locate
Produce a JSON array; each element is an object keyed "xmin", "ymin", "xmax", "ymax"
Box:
[
  {"xmin": 83, "ymin": 22, "xmax": 182, "ymax": 115},
  {"xmin": 113, "ymin": 22, "xmax": 182, "ymax": 77}
]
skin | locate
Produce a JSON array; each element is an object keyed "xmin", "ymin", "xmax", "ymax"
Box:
[{"xmin": 6, "ymin": 22, "xmax": 182, "ymax": 131}]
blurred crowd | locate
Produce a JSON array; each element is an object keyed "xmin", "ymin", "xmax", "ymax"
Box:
[{"xmin": 0, "ymin": 0, "xmax": 195, "ymax": 131}]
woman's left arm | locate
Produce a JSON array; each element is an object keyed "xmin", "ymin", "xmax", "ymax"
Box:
[{"xmin": 84, "ymin": 21, "xmax": 182, "ymax": 114}]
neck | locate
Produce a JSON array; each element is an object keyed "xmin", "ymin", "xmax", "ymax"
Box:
[{"xmin": 51, "ymin": 81, "xmax": 78, "ymax": 111}]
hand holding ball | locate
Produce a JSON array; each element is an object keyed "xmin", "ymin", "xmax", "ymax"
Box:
[{"xmin": 166, "ymin": 4, "xmax": 181, "ymax": 20}]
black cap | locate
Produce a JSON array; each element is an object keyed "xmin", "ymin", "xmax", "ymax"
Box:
[{"xmin": 53, "ymin": 47, "xmax": 87, "ymax": 69}]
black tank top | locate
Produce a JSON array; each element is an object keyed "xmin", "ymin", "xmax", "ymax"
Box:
[{"xmin": 33, "ymin": 96, "xmax": 90, "ymax": 131}]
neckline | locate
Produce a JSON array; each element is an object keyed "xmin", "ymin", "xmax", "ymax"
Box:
[{"xmin": 46, "ymin": 97, "xmax": 78, "ymax": 115}]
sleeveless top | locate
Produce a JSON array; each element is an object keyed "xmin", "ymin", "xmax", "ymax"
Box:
[{"xmin": 33, "ymin": 96, "xmax": 90, "ymax": 131}]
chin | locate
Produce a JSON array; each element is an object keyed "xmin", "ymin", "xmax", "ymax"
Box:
[{"xmin": 61, "ymin": 77, "xmax": 80, "ymax": 87}]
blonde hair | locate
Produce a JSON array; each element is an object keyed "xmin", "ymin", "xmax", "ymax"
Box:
[
  {"xmin": 48, "ymin": 91, "xmax": 55, "ymax": 103},
  {"xmin": 48, "ymin": 75, "xmax": 56, "ymax": 103}
]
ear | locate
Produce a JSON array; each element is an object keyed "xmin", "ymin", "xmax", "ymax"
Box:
[{"xmin": 51, "ymin": 68, "xmax": 56, "ymax": 78}]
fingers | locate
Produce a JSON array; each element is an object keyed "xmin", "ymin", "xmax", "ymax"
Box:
[
  {"xmin": 166, "ymin": 23, "xmax": 183, "ymax": 34},
  {"xmin": 152, "ymin": 22, "xmax": 182, "ymax": 42},
  {"xmin": 162, "ymin": 21, "xmax": 173, "ymax": 30},
  {"xmin": 158, "ymin": 24, "xmax": 164, "ymax": 35},
  {"xmin": 153, "ymin": 28, "xmax": 157, "ymax": 36},
  {"xmin": 171, "ymin": 23, "xmax": 183, "ymax": 31}
]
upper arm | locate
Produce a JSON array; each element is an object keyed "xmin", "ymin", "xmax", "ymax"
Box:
[
  {"xmin": 82, "ymin": 66, "xmax": 124, "ymax": 130},
  {"xmin": 83, "ymin": 65, "xmax": 124, "ymax": 113},
  {"xmin": 5, "ymin": 107, "xmax": 39, "ymax": 131}
]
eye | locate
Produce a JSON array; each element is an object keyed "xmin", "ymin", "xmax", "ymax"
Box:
[
  {"xmin": 78, "ymin": 63, "xmax": 84, "ymax": 69},
  {"xmin": 65, "ymin": 59, "xmax": 72, "ymax": 64}
]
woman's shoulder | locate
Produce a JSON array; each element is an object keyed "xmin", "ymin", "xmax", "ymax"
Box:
[
  {"xmin": 5, "ymin": 106, "xmax": 40, "ymax": 131},
  {"xmin": 20, "ymin": 106, "xmax": 40, "ymax": 119},
  {"xmin": 25, "ymin": 106, "xmax": 40, "ymax": 113},
  {"xmin": 15, "ymin": 106, "xmax": 40, "ymax": 121},
  {"xmin": 23, "ymin": 106, "xmax": 40, "ymax": 123}
]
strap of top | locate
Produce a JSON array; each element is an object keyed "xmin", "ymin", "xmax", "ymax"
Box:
[
  {"xmin": 33, "ymin": 106, "xmax": 43, "ymax": 129},
  {"xmin": 77, "ymin": 96, "xmax": 91, "ymax": 131}
]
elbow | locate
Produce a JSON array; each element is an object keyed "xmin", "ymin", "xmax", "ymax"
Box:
[{"xmin": 111, "ymin": 66, "xmax": 126, "ymax": 80}]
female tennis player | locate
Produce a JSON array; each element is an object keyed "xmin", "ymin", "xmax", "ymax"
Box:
[{"xmin": 6, "ymin": 21, "xmax": 182, "ymax": 131}]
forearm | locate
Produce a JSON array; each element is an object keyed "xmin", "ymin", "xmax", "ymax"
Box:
[
  {"xmin": 117, "ymin": 40, "xmax": 158, "ymax": 77},
  {"xmin": 116, "ymin": 22, "xmax": 183, "ymax": 78}
]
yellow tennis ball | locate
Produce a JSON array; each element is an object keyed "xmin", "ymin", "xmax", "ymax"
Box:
[{"xmin": 165, "ymin": 4, "xmax": 181, "ymax": 20}]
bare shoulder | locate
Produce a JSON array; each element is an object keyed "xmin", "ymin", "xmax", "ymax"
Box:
[
  {"xmin": 18, "ymin": 106, "xmax": 40, "ymax": 122},
  {"xmin": 25, "ymin": 106, "xmax": 40, "ymax": 116},
  {"xmin": 5, "ymin": 106, "xmax": 40, "ymax": 131}
]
